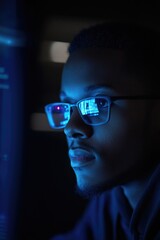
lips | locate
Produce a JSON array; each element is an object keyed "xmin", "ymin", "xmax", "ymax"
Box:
[{"xmin": 69, "ymin": 148, "xmax": 95, "ymax": 168}]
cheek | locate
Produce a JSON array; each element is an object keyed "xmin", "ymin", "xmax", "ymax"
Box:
[
  {"xmin": 93, "ymin": 117, "xmax": 129, "ymax": 160},
  {"xmin": 93, "ymin": 104, "xmax": 147, "ymax": 167},
  {"xmin": 95, "ymin": 104, "xmax": 129, "ymax": 147}
]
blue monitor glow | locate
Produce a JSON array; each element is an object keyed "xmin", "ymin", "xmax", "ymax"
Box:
[{"xmin": 0, "ymin": 26, "xmax": 26, "ymax": 240}]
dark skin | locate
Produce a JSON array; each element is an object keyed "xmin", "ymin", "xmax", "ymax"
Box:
[{"xmin": 60, "ymin": 48, "xmax": 160, "ymax": 209}]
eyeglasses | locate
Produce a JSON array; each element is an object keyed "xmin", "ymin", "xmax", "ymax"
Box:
[{"xmin": 44, "ymin": 95, "xmax": 160, "ymax": 129}]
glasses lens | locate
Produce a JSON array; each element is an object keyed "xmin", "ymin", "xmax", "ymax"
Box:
[
  {"xmin": 45, "ymin": 103, "xmax": 70, "ymax": 129},
  {"xmin": 78, "ymin": 97, "xmax": 110, "ymax": 125}
]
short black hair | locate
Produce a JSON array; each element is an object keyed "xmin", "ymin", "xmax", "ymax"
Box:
[
  {"xmin": 68, "ymin": 21, "xmax": 160, "ymax": 93},
  {"xmin": 69, "ymin": 21, "xmax": 159, "ymax": 53}
]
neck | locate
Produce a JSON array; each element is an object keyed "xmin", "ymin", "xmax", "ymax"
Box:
[{"xmin": 121, "ymin": 177, "xmax": 149, "ymax": 209}]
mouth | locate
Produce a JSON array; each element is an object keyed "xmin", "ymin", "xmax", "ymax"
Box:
[{"xmin": 69, "ymin": 148, "xmax": 95, "ymax": 168}]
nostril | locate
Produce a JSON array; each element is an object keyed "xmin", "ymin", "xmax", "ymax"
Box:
[
  {"xmin": 64, "ymin": 127, "xmax": 87, "ymax": 139},
  {"xmin": 70, "ymin": 132, "xmax": 86, "ymax": 139},
  {"xmin": 64, "ymin": 118, "xmax": 93, "ymax": 139},
  {"xmin": 73, "ymin": 133, "xmax": 84, "ymax": 138}
]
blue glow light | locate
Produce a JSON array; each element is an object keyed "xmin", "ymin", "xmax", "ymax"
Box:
[
  {"xmin": 79, "ymin": 99, "xmax": 99, "ymax": 116},
  {"xmin": 0, "ymin": 27, "xmax": 25, "ymax": 47},
  {"xmin": 0, "ymin": 84, "xmax": 10, "ymax": 89}
]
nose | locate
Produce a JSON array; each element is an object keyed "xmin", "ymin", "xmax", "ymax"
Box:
[{"xmin": 64, "ymin": 108, "xmax": 93, "ymax": 139}]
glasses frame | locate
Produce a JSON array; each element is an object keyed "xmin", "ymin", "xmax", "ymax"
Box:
[{"xmin": 45, "ymin": 95, "xmax": 160, "ymax": 129}]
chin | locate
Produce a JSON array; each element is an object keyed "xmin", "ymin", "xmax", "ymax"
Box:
[
  {"xmin": 74, "ymin": 180, "xmax": 118, "ymax": 199},
  {"xmin": 74, "ymin": 169, "xmax": 143, "ymax": 199}
]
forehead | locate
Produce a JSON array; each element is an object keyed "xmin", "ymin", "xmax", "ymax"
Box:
[{"xmin": 61, "ymin": 49, "xmax": 146, "ymax": 99}]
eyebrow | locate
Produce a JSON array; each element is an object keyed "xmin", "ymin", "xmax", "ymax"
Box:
[
  {"xmin": 59, "ymin": 84, "xmax": 114, "ymax": 100},
  {"xmin": 84, "ymin": 84, "xmax": 113, "ymax": 92}
]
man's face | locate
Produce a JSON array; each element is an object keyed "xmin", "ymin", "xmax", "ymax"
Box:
[{"xmin": 60, "ymin": 48, "xmax": 154, "ymax": 196}]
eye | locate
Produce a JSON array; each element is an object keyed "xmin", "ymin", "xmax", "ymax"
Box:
[{"xmin": 96, "ymin": 98, "xmax": 109, "ymax": 108}]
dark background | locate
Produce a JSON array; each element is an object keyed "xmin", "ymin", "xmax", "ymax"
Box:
[{"xmin": 1, "ymin": 1, "xmax": 160, "ymax": 240}]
